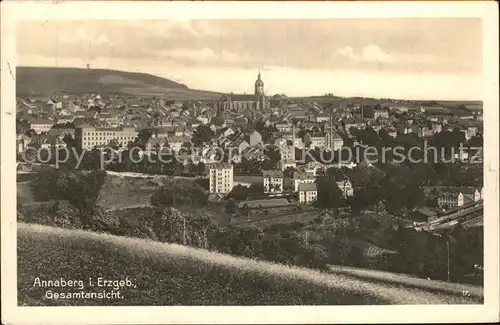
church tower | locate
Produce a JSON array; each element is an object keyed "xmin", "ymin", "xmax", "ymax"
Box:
[
  {"xmin": 254, "ymin": 70, "xmax": 266, "ymax": 110},
  {"xmin": 255, "ymin": 70, "xmax": 264, "ymax": 96}
]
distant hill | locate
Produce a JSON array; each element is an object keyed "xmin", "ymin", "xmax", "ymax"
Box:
[
  {"xmin": 16, "ymin": 66, "xmax": 222, "ymax": 100},
  {"xmin": 18, "ymin": 223, "xmax": 482, "ymax": 306}
]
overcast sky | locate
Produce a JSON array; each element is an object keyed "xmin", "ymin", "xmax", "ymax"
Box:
[{"xmin": 17, "ymin": 19, "xmax": 482, "ymax": 100}]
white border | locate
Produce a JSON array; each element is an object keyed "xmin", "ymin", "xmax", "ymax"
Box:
[{"xmin": 1, "ymin": 1, "xmax": 499, "ymax": 324}]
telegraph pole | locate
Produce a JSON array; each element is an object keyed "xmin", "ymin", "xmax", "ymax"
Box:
[
  {"xmin": 183, "ymin": 217, "xmax": 186, "ymax": 245},
  {"xmin": 447, "ymin": 238, "xmax": 450, "ymax": 282}
]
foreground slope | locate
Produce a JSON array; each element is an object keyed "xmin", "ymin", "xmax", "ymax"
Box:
[
  {"xmin": 16, "ymin": 66, "xmax": 221, "ymax": 99},
  {"xmin": 18, "ymin": 223, "xmax": 482, "ymax": 306}
]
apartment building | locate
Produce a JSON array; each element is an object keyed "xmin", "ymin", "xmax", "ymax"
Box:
[
  {"xmin": 207, "ymin": 163, "xmax": 234, "ymax": 194},
  {"xmin": 75, "ymin": 124, "xmax": 138, "ymax": 150},
  {"xmin": 262, "ymin": 170, "xmax": 284, "ymax": 194}
]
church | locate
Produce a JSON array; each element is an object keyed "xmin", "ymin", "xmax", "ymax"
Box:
[{"xmin": 217, "ymin": 71, "xmax": 271, "ymax": 113}]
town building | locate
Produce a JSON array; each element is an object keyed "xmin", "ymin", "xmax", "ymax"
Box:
[
  {"xmin": 293, "ymin": 171, "xmax": 315, "ymax": 192},
  {"xmin": 75, "ymin": 124, "xmax": 138, "ymax": 150},
  {"xmin": 262, "ymin": 170, "xmax": 284, "ymax": 194},
  {"xmin": 437, "ymin": 188, "xmax": 482, "ymax": 208},
  {"xmin": 373, "ymin": 109, "xmax": 389, "ymax": 120},
  {"xmin": 325, "ymin": 131, "xmax": 344, "ymax": 151},
  {"xmin": 336, "ymin": 179, "xmax": 354, "ymax": 197},
  {"xmin": 16, "ymin": 134, "xmax": 31, "ymax": 154},
  {"xmin": 298, "ymin": 182, "xmax": 318, "ymax": 204},
  {"xmin": 278, "ymin": 158, "xmax": 296, "ymax": 171},
  {"xmin": 207, "ymin": 163, "xmax": 234, "ymax": 194},
  {"xmin": 245, "ymin": 130, "xmax": 263, "ymax": 147},
  {"xmin": 168, "ymin": 135, "xmax": 191, "ymax": 152},
  {"xmin": 304, "ymin": 132, "xmax": 326, "ymax": 149},
  {"xmin": 30, "ymin": 118, "xmax": 54, "ymax": 134}
]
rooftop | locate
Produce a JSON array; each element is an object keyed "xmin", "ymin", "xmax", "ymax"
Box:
[
  {"xmin": 263, "ymin": 170, "xmax": 284, "ymax": 178},
  {"xmin": 298, "ymin": 182, "xmax": 317, "ymax": 192}
]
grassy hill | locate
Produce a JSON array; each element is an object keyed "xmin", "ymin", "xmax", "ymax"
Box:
[
  {"xmin": 16, "ymin": 66, "xmax": 222, "ymax": 99},
  {"xmin": 18, "ymin": 223, "xmax": 482, "ymax": 306}
]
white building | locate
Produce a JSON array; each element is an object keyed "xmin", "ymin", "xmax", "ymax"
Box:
[
  {"xmin": 75, "ymin": 124, "xmax": 138, "ymax": 150},
  {"xmin": 373, "ymin": 109, "xmax": 389, "ymax": 120},
  {"xmin": 207, "ymin": 163, "xmax": 234, "ymax": 194},
  {"xmin": 278, "ymin": 158, "xmax": 296, "ymax": 171},
  {"xmin": 293, "ymin": 171, "xmax": 315, "ymax": 192},
  {"xmin": 282, "ymin": 133, "xmax": 304, "ymax": 149},
  {"xmin": 279, "ymin": 145, "xmax": 295, "ymax": 162},
  {"xmin": 31, "ymin": 118, "xmax": 54, "ymax": 134},
  {"xmin": 336, "ymin": 179, "xmax": 354, "ymax": 197},
  {"xmin": 437, "ymin": 188, "xmax": 482, "ymax": 208},
  {"xmin": 298, "ymin": 183, "xmax": 318, "ymax": 204},
  {"xmin": 325, "ymin": 131, "xmax": 344, "ymax": 151},
  {"xmin": 263, "ymin": 170, "xmax": 284, "ymax": 194}
]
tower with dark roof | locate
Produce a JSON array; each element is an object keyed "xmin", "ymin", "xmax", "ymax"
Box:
[{"xmin": 254, "ymin": 70, "xmax": 266, "ymax": 109}]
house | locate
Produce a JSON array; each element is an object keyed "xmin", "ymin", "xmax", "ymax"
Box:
[
  {"xmin": 40, "ymin": 134, "xmax": 67, "ymax": 150},
  {"xmin": 373, "ymin": 109, "xmax": 389, "ymax": 120},
  {"xmin": 275, "ymin": 121, "xmax": 292, "ymax": 133},
  {"xmin": 293, "ymin": 171, "xmax": 315, "ymax": 192},
  {"xmin": 282, "ymin": 133, "xmax": 304, "ymax": 149},
  {"xmin": 278, "ymin": 158, "xmax": 296, "ymax": 171},
  {"xmin": 437, "ymin": 188, "xmax": 482, "ymax": 208},
  {"xmin": 222, "ymin": 127, "xmax": 236, "ymax": 138},
  {"xmin": 336, "ymin": 179, "xmax": 354, "ymax": 197},
  {"xmin": 298, "ymin": 183, "xmax": 318, "ymax": 204},
  {"xmin": 168, "ymin": 135, "xmax": 191, "ymax": 152},
  {"xmin": 245, "ymin": 130, "xmax": 262, "ymax": 147},
  {"xmin": 279, "ymin": 144, "xmax": 295, "ymax": 162},
  {"xmin": 325, "ymin": 131, "xmax": 344, "ymax": 151},
  {"xmin": 16, "ymin": 134, "xmax": 31, "ymax": 154},
  {"xmin": 263, "ymin": 170, "xmax": 284, "ymax": 194},
  {"xmin": 227, "ymin": 138, "xmax": 250, "ymax": 156},
  {"xmin": 431, "ymin": 123, "xmax": 443, "ymax": 133},
  {"xmin": 304, "ymin": 132, "xmax": 326, "ymax": 149},
  {"xmin": 30, "ymin": 118, "xmax": 54, "ymax": 134}
]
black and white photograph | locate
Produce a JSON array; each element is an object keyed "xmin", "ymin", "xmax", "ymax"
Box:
[{"xmin": 1, "ymin": 1, "xmax": 499, "ymax": 324}]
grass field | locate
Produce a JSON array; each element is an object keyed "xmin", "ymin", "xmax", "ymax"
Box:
[
  {"xmin": 96, "ymin": 173, "xmax": 167, "ymax": 209},
  {"xmin": 18, "ymin": 223, "xmax": 482, "ymax": 306}
]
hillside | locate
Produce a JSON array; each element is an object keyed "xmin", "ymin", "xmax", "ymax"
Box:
[
  {"xmin": 16, "ymin": 66, "xmax": 222, "ymax": 99},
  {"xmin": 18, "ymin": 223, "xmax": 482, "ymax": 306}
]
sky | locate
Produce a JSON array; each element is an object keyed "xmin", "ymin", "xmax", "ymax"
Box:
[{"xmin": 17, "ymin": 19, "xmax": 483, "ymax": 100}]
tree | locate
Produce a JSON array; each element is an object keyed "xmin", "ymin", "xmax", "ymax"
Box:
[
  {"xmin": 192, "ymin": 125, "xmax": 214, "ymax": 146},
  {"xmin": 315, "ymin": 176, "xmax": 343, "ymax": 208},
  {"xmin": 133, "ymin": 128, "xmax": 153, "ymax": 150},
  {"xmin": 30, "ymin": 169, "xmax": 107, "ymax": 228},
  {"xmin": 225, "ymin": 198, "xmax": 239, "ymax": 215},
  {"xmin": 225, "ymin": 184, "xmax": 250, "ymax": 201}
]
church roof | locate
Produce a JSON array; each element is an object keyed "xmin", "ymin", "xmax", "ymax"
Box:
[{"xmin": 221, "ymin": 94, "xmax": 258, "ymax": 102}]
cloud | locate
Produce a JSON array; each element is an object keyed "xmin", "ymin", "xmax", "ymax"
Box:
[
  {"xmin": 160, "ymin": 20, "xmax": 224, "ymax": 38},
  {"xmin": 337, "ymin": 45, "xmax": 394, "ymax": 63},
  {"xmin": 159, "ymin": 48, "xmax": 248, "ymax": 65},
  {"xmin": 336, "ymin": 44, "xmax": 440, "ymax": 68}
]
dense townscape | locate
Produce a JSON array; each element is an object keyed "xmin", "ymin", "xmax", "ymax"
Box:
[{"xmin": 16, "ymin": 68, "xmax": 484, "ymax": 305}]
